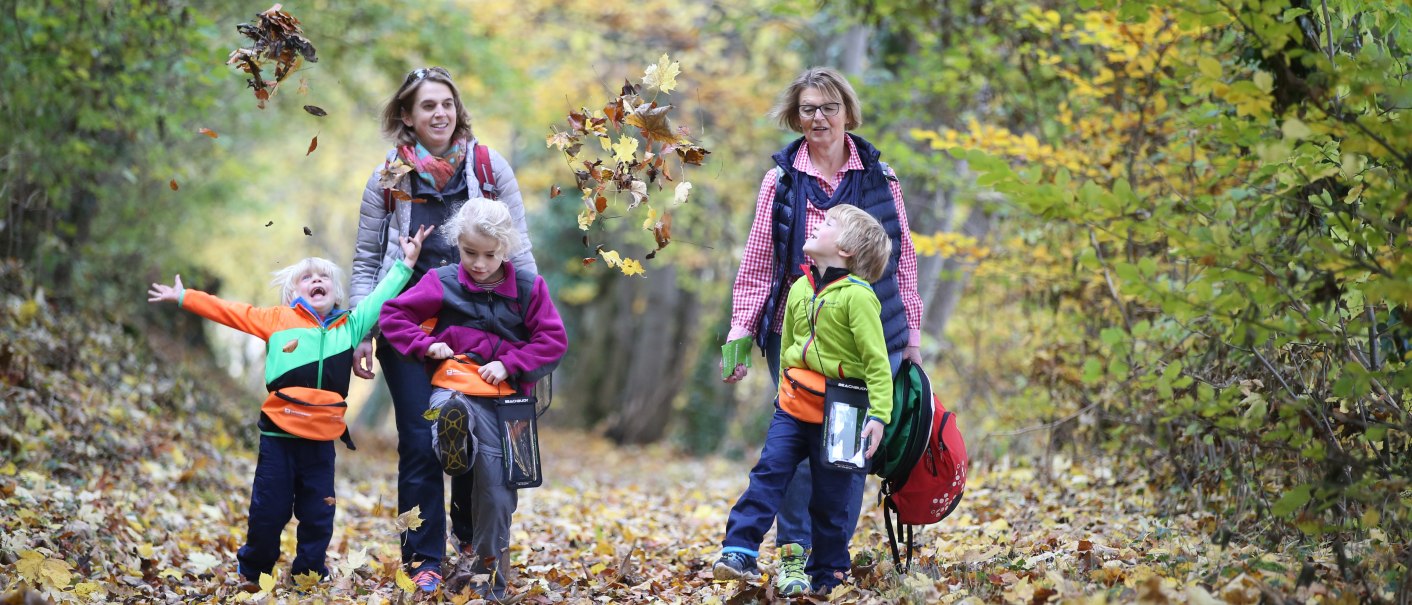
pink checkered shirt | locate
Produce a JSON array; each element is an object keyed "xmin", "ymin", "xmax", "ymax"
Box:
[{"xmin": 729, "ymin": 137, "xmax": 922, "ymax": 347}]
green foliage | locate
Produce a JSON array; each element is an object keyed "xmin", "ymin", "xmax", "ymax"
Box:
[
  {"xmin": 925, "ymin": 0, "xmax": 1410, "ymax": 582},
  {"xmin": 0, "ymin": 0, "xmax": 223, "ymax": 305}
]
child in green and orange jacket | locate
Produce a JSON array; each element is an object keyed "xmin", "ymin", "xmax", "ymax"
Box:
[{"xmin": 146, "ymin": 225, "xmax": 431, "ymax": 585}]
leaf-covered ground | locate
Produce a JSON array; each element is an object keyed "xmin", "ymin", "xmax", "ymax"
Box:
[{"xmin": 0, "ymin": 271, "xmax": 1393, "ymax": 603}]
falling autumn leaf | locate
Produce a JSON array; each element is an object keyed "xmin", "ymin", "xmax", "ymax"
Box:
[
  {"xmin": 169, "ymin": 179, "xmax": 179, "ymax": 191},
  {"xmin": 303, "ymin": 226, "xmax": 312, "ymax": 236},
  {"xmin": 197, "ymin": 128, "xmax": 218, "ymax": 139},
  {"xmin": 624, "ymin": 103, "xmax": 676, "ymax": 146},
  {"xmin": 641, "ymin": 54, "xmax": 681, "ymax": 93},
  {"xmin": 582, "ymin": 258, "xmax": 597, "ymax": 266},
  {"xmin": 265, "ymin": 221, "xmax": 274, "ymax": 227},
  {"xmin": 393, "ymin": 505, "xmax": 424, "ymax": 533},
  {"xmin": 620, "ymin": 258, "xmax": 645, "ymax": 276},
  {"xmin": 323, "ymin": 496, "xmax": 335, "ymax": 506},
  {"xmin": 612, "ymin": 136, "xmax": 639, "ymax": 164},
  {"xmin": 303, "ymin": 104, "xmax": 327, "ymax": 117},
  {"xmin": 306, "ymin": 135, "xmax": 318, "ymax": 155},
  {"xmin": 550, "ymin": 185, "xmax": 562, "ymax": 199}
]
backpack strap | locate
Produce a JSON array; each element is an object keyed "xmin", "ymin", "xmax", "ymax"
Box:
[{"xmin": 474, "ymin": 144, "xmax": 498, "ymax": 200}]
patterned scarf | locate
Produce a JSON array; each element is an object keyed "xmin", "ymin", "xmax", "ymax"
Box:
[{"xmin": 398, "ymin": 140, "xmax": 466, "ymax": 191}]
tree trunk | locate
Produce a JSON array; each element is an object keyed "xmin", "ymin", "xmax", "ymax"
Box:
[
  {"xmin": 923, "ymin": 198, "xmax": 993, "ymax": 345},
  {"xmin": 563, "ymin": 264, "xmax": 703, "ymax": 445}
]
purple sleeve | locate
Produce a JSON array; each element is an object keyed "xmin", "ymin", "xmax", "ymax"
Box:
[
  {"xmin": 378, "ymin": 271, "xmax": 444, "ymax": 358},
  {"xmin": 497, "ymin": 276, "xmax": 568, "ymax": 376}
]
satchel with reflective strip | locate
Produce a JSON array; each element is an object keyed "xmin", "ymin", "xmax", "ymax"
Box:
[
  {"xmin": 260, "ymin": 387, "xmax": 350, "ymax": 442},
  {"xmin": 430, "ymin": 354, "xmax": 517, "ymax": 397}
]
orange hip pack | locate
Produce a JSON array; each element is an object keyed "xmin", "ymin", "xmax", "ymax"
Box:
[
  {"xmin": 262, "ymin": 387, "xmax": 349, "ymax": 441},
  {"xmin": 779, "ymin": 367, "xmax": 827, "ymax": 423},
  {"xmin": 431, "ymin": 355, "xmax": 516, "ymax": 397}
]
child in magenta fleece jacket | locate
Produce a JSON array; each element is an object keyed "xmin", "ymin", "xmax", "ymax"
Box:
[{"xmin": 379, "ymin": 198, "xmax": 567, "ymax": 598}]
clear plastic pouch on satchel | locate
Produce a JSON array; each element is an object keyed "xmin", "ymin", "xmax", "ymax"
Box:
[
  {"xmin": 821, "ymin": 377, "xmax": 870, "ymax": 473},
  {"xmin": 497, "ymin": 395, "xmax": 543, "ymax": 488}
]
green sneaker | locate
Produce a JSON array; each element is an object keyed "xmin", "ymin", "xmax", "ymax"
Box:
[{"xmin": 774, "ymin": 543, "xmax": 809, "ymax": 597}]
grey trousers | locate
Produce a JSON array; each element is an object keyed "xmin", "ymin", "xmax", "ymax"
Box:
[{"xmin": 429, "ymin": 389, "xmax": 518, "ymax": 596}]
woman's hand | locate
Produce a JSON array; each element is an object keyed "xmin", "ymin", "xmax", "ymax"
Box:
[
  {"xmin": 479, "ymin": 360, "xmax": 508, "ymax": 385},
  {"xmin": 352, "ymin": 340, "xmax": 376, "ymax": 379},
  {"xmin": 426, "ymin": 342, "xmax": 454, "ymax": 360},
  {"xmin": 903, "ymin": 345, "xmax": 922, "ymax": 366},
  {"xmin": 401, "ymin": 224, "xmax": 435, "ymax": 268},
  {"xmin": 147, "ymin": 275, "xmax": 185, "ymax": 304},
  {"xmin": 721, "ymin": 362, "xmax": 749, "ymax": 383},
  {"xmin": 862, "ymin": 418, "xmax": 886, "ymax": 458}
]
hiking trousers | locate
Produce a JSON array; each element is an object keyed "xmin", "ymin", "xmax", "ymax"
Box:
[
  {"xmin": 722, "ymin": 409, "xmax": 863, "ymax": 592},
  {"xmin": 237, "ymin": 435, "xmax": 336, "ymax": 581},
  {"xmin": 430, "ymin": 389, "xmax": 518, "ymax": 597},
  {"xmin": 380, "ymin": 341, "xmax": 448, "ymax": 574}
]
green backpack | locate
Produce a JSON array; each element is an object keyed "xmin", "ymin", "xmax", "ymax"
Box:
[{"xmin": 871, "ymin": 359, "xmax": 934, "ymax": 481}]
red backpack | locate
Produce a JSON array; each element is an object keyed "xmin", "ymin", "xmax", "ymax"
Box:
[{"xmin": 876, "ymin": 360, "xmax": 968, "ymax": 570}]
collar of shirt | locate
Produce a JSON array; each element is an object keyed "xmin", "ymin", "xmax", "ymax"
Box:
[{"xmin": 792, "ymin": 135, "xmax": 865, "ymax": 189}]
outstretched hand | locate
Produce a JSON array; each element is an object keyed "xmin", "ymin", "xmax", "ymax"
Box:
[
  {"xmin": 400, "ymin": 224, "xmax": 435, "ymax": 268},
  {"xmin": 147, "ymin": 275, "xmax": 185, "ymax": 304}
]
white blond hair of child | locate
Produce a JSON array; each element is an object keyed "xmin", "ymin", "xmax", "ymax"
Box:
[
  {"xmin": 442, "ymin": 198, "xmax": 522, "ymax": 260},
  {"xmin": 270, "ymin": 258, "xmax": 347, "ymax": 309},
  {"xmin": 828, "ymin": 205, "xmax": 892, "ymax": 283}
]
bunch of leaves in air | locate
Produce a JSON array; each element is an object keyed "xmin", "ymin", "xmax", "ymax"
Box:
[
  {"xmin": 546, "ymin": 54, "xmax": 710, "ymax": 276},
  {"xmin": 226, "ymin": 3, "xmax": 318, "ymax": 109}
]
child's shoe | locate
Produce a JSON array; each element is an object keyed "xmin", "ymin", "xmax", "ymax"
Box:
[
  {"xmin": 712, "ymin": 551, "xmax": 761, "ymax": 581},
  {"xmin": 774, "ymin": 543, "xmax": 810, "ymax": 596},
  {"xmin": 434, "ymin": 397, "xmax": 474, "ymax": 476},
  {"xmin": 410, "ymin": 569, "xmax": 442, "ymax": 594}
]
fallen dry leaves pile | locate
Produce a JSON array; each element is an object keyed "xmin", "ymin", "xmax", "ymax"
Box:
[{"xmin": 0, "ymin": 264, "xmax": 1390, "ymax": 603}]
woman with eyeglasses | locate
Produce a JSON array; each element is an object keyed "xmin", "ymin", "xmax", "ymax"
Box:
[
  {"xmin": 716, "ymin": 67, "xmax": 923, "ymax": 596},
  {"xmin": 349, "ymin": 66, "xmax": 537, "ymax": 596}
]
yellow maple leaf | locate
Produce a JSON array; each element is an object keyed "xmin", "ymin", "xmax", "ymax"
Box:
[
  {"xmin": 73, "ymin": 582, "xmax": 101, "ymax": 597},
  {"xmin": 293, "ymin": 570, "xmax": 322, "ymax": 591},
  {"xmin": 612, "ymin": 136, "xmax": 638, "ymax": 164},
  {"xmin": 259, "ymin": 571, "xmax": 276, "ymax": 594},
  {"xmin": 600, "ymin": 249, "xmax": 622, "ymax": 268},
  {"xmin": 394, "ymin": 505, "xmax": 424, "ymax": 533},
  {"xmin": 642, "ymin": 53, "xmax": 681, "ymax": 93},
  {"xmin": 620, "ymin": 258, "xmax": 645, "ymax": 276},
  {"xmin": 396, "ymin": 568, "xmax": 417, "ymax": 593},
  {"xmin": 642, "ymin": 206, "xmax": 658, "ymax": 230},
  {"xmin": 578, "ymin": 209, "xmax": 597, "ymax": 231}
]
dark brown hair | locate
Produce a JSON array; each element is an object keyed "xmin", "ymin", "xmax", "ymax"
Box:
[{"xmin": 379, "ymin": 67, "xmax": 474, "ymax": 147}]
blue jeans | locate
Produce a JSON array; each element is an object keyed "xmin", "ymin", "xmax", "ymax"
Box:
[
  {"xmin": 237, "ymin": 435, "xmax": 336, "ymax": 581},
  {"xmin": 378, "ymin": 340, "xmax": 447, "ymax": 573},
  {"xmin": 766, "ymin": 332, "xmax": 901, "ymax": 551},
  {"xmin": 723, "ymin": 409, "xmax": 863, "ymax": 591}
]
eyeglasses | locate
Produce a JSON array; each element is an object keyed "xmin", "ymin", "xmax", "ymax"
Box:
[
  {"xmin": 405, "ymin": 66, "xmax": 450, "ymax": 83},
  {"xmin": 798, "ymin": 102, "xmax": 842, "ymax": 118}
]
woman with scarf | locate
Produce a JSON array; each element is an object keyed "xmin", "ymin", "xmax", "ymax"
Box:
[
  {"xmin": 721, "ymin": 66, "xmax": 923, "ymax": 596},
  {"xmin": 349, "ymin": 66, "xmax": 537, "ymax": 595}
]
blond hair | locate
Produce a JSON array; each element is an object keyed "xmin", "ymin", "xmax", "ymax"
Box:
[
  {"xmin": 380, "ymin": 66, "xmax": 474, "ymax": 147},
  {"xmin": 829, "ymin": 205, "xmax": 891, "ymax": 283},
  {"xmin": 769, "ymin": 67, "xmax": 863, "ymax": 133},
  {"xmin": 442, "ymin": 198, "xmax": 522, "ymax": 260},
  {"xmin": 270, "ymin": 258, "xmax": 346, "ymax": 308}
]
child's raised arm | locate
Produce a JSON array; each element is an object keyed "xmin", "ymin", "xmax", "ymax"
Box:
[
  {"xmin": 401, "ymin": 224, "xmax": 435, "ymax": 268},
  {"xmin": 147, "ymin": 275, "xmax": 185, "ymax": 304}
]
